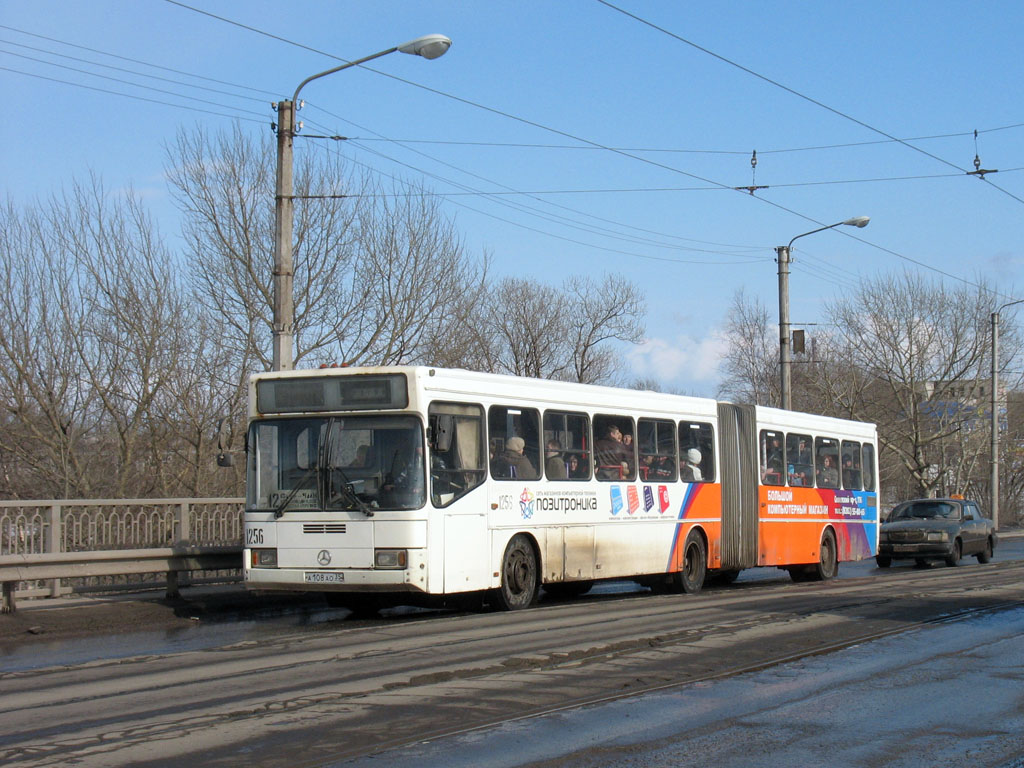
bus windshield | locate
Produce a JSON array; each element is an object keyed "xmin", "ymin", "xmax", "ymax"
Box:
[{"xmin": 248, "ymin": 415, "xmax": 425, "ymax": 513}]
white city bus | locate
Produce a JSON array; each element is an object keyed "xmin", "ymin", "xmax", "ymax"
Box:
[{"xmin": 242, "ymin": 366, "xmax": 879, "ymax": 610}]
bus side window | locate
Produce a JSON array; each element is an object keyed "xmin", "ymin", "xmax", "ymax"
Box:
[
  {"xmin": 543, "ymin": 410, "xmax": 591, "ymax": 480},
  {"xmin": 861, "ymin": 443, "xmax": 876, "ymax": 491},
  {"xmin": 593, "ymin": 414, "xmax": 636, "ymax": 481},
  {"xmin": 428, "ymin": 402, "xmax": 486, "ymax": 507},
  {"xmin": 679, "ymin": 421, "xmax": 715, "ymax": 483},
  {"xmin": 488, "ymin": 405, "xmax": 542, "ymax": 481},
  {"xmin": 815, "ymin": 436, "xmax": 840, "ymax": 489},
  {"xmin": 759, "ymin": 429, "xmax": 785, "ymax": 486},
  {"xmin": 841, "ymin": 440, "xmax": 862, "ymax": 490},
  {"xmin": 786, "ymin": 432, "xmax": 812, "ymax": 487},
  {"xmin": 638, "ymin": 418, "xmax": 677, "ymax": 482}
]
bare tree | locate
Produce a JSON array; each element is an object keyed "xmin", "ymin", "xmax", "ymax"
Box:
[
  {"xmin": 826, "ymin": 271, "xmax": 999, "ymax": 499},
  {"xmin": 0, "ymin": 178, "xmax": 197, "ymax": 499},
  {"xmin": 467, "ymin": 273, "xmax": 645, "ymax": 384},
  {"xmin": 165, "ymin": 125, "xmax": 482, "ymax": 371},
  {"xmin": 717, "ymin": 289, "xmax": 777, "ymax": 405},
  {"xmin": 565, "ymin": 274, "xmax": 645, "ymax": 385}
]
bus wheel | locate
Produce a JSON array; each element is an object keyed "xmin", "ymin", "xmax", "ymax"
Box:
[
  {"xmin": 811, "ymin": 530, "xmax": 838, "ymax": 581},
  {"xmin": 675, "ymin": 534, "xmax": 707, "ymax": 594},
  {"xmin": 494, "ymin": 534, "xmax": 539, "ymax": 611}
]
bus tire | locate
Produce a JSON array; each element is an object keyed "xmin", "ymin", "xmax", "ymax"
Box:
[
  {"xmin": 493, "ymin": 534, "xmax": 539, "ymax": 611},
  {"xmin": 675, "ymin": 533, "xmax": 707, "ymax": 595},
  {"xmin": 810, "ymin": 529, "xmax": 838, "ymax": 581}
]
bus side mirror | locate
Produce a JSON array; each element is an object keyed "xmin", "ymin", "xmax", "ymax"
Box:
[
  {"xmin": 433, "ymin": 415, "xmax": 454, "ymax": 452},
  {"xmin": 216, "ymin": 417, "xmax": 235, "ymax": 467}
]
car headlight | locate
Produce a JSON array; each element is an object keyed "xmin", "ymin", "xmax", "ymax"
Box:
[{"xmin": 926, "ymin": 531, "xmax": 948, "ymax": 542}]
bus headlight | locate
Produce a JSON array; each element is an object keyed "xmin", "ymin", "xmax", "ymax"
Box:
[
  {"xmin": 374, "ymin": 549, "xmax": 408, "ymax": 569},
  {"xmin": 251, "ymin": 549, "xmax": 278, "ymax": 567}
]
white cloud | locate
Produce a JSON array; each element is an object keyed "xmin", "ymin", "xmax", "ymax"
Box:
[{"xmin": 626, "ymin": 328, "xmax": 728, "ymax": 392}]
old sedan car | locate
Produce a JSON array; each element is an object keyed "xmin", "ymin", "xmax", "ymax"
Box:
[{"xmin": 876, "ymin": 498, "xmax": 997, "ymax": 568}]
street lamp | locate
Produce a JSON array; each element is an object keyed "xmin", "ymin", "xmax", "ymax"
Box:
[
  {"xmin": 272, "ymin": 34, "xmax": 452, "ymax": 371},
  {"xmin": 775, "ymin": 216, "xmax": 870, "ymax": 410},
  {"xmin": 991, "ymin": 298, "xmax": 1024, "ymax": 529}
]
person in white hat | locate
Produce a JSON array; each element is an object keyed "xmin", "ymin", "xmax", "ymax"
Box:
[{"xmin": 681, "ymin": 448, "xmax": 703, "ymax": 482}]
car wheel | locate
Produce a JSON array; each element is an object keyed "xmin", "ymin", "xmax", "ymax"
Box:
[
  {"xmin": 976, "ymin": 538, "xmax": 993, "ymax": 564},
  {"xmin": 674, "ymin": 533, "xmax": 707, "ymax": 594},
  {"xmin": 875, "ymin": 555, "xmax": 892, "ymax": 568},
  {"xmin": 809, "ymin": 529, "xmax": 838, "ymax": 581},
  {"xmin": 945, "ymin": 539, "xmax": 962, "ymax": 567},
  {"xmin": 493, "ymin": 534, "xmax": 539, "ymax": 611}
]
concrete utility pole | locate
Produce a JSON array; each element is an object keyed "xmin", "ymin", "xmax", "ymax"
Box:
[
  {"xmin": 776, "ymin": 244, "xmax": 792, "ymax": 411},
  {"xmin": 270, "ymin": 34, "xmax": 452, "ymax": 372},
  {"xmin": 273, "ymin": 99, "xmax": 295, "ymax": 372},
  {"xmin": 991, "ymin": 299, "xmax": 1024, "ymax": 529},
  {"xmin": 776, "ymin": 216, "xmax": 870, "ymax": 410}
]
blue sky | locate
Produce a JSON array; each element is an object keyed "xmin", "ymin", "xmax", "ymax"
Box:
[{"xmin": 3, "ymin": 1, "xmax": 1022, "ymax": 395}]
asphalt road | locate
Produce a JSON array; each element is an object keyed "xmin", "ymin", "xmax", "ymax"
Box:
[{"xmin": 2, "ymin": 538, "xmax": 1023, "ymax": 768}]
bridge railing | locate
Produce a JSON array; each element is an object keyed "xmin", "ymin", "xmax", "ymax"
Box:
[{"xmin": 0, "ymin": 498, "xmax": 244, "ymax": 613}]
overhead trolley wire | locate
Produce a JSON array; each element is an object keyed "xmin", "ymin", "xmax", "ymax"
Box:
[
  {"xmin": 161, "ymin": 0, "xmax": 1022, "ymax": 293},
  {"xmin": 594, "ymin": 0, "xmax": 1024, "ymax": 209}
]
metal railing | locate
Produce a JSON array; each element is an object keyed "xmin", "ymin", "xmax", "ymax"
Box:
[{"xmin": 0, "ymin": 498, "xmax": 244, "ymax": 613}]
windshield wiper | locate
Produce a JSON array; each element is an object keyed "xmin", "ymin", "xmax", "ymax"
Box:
[
  {"xmin": 328, "ymin": 464, "xmax": 375, "ymax": 518},
  {"xmin": 324, "ymin": 418, "xmax": 374, "ymax": 518},
  {"xmin": 274, "ymin": 465, "xmax": 320, "ymax": 518}
]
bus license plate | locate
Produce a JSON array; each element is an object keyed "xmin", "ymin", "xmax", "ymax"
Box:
[{"xmin": 304, "ymin": 572, "xmax": 344, "ymax": 584}]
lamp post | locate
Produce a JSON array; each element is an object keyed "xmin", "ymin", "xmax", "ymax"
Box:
[
  {"xmin": 272, "ymin": 34, "xmax": 452, "ymax": 371},
  {"xmin": 991, "ymin": 298, "xmax": 1024, "ymax": 529},
  {"xmin": 775, "ymin": 216, "xmax": 870, "ymax": 410}
]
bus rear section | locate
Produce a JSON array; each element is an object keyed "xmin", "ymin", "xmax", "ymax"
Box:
[{"xmin": 717, "ymin": 403, "xmax": 879, "ymax": 582}]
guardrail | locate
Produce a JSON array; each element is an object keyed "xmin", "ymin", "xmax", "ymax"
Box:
[{"xmin": 0, "ymin": 497, "xmax": 244, "ymax": 613}]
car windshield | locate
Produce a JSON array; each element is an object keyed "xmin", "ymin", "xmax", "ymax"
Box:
[{"xmin": 892, "ymin": 501, "xmax": 959, "ymax": 520}]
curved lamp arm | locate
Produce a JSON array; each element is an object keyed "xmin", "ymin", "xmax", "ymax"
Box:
[{"xmin": 292, "ymin": 34, "xmax": 451, "ymax": 103}]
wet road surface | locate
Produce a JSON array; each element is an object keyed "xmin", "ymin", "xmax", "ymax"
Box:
[{"xmin": 1, "ymin": 537, "xmax": 1022, "ymax": 767}]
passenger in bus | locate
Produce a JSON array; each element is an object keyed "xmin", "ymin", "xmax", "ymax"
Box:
[
  {"xmin": 842, "ymin": 456, "xmax": 861, "ymax": 488},
  {"xmin": 545, "ymin": 439, "xmax": 567, "ymax": 479},
  {"xmin": 566, "ymin": 454, "xmax": 582, "ymax": 478},
  {"xmin": 797, "ymin": 439, "xmax": 812, "ymax": 464},
  {"xmin": 788, "ymin": 464, "xmax": 808, "ymax": 486},
  {"xmin": 596, "ymin": 424, "xmax": 632, "ymax": 478},
  {"xmin": 818, "ymin": 454, "xmax": 839, "ymax": 487},
  {"xmin": 680, "ymin": 448, "xmax": 703, "ymax": 482},
  {"xmin": 764, "ymin": 436, "xmax": 783, "ymax": 481},
  {"xmin": 491, "ymin": 436, "xmax": 537, "ymax": 479},
  {"xmin": 642, "ymin": 454, "xmax": 673, "ymax": 480}
]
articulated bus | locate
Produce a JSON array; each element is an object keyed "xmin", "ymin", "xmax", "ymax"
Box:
[{"xmin": 241, "ymin": 366, "xmax": 879, "ymax": 610}]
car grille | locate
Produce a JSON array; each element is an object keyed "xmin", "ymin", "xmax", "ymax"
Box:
[{"xmin": 888, "ymin": 530, "xmax": 923, "ymax": 542}]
